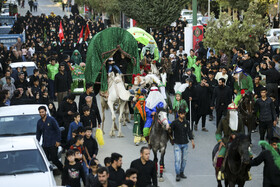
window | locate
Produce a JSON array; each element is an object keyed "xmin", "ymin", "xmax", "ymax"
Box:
[{"xmin": 0, "ymin": 149, "xmax": 48, "ymax": 175}]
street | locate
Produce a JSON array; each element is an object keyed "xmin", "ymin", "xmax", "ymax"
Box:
[{"xmin": 54, "ymin": 95, "xmax": 263, "ymax": 187}]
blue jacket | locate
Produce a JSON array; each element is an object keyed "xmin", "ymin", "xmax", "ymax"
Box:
[
  {"xmin": 36, "ymin": 116, "xmax": 61, "ymax": 147},
  {"xmin": 144, "ymin": 102, "xmax": 164, "ymax": 128},
  {"xmin": 67, "ymin": 121, "xmax": 83, "ymax": 141}
]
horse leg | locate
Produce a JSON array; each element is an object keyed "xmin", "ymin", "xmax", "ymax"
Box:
[
  {"xmin": 153, "ymin": 149, "xmax": 158, "ymax": 177},
  {"xmin": 159, "ymin": 147, "xmax": 166, "ymax": 182},
  {"xmin": 108, "ymin": 100, "xmax": 116, "ymax": 137},
  {"xmin": 117, "ymin": 101, "xmax": 126, "ymax": 137},
  {"xmin": 224, "ymin": 179, "xmax": 229, "ymax": 187},
  {"xmin": 238, "ymin": 181, "xmax": 245, "ymax": 187},
  {"xmin": 101, "ymin": 98, "xmax": 106, "ymax": 134},
  {"xmin": 228, "ymin": 181, "xmax": 235, "ymax": 187}
]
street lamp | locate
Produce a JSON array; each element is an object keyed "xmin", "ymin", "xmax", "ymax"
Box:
[{"xmin": 192, "ymin": 0, "xmax": 197, "ymax": 26}]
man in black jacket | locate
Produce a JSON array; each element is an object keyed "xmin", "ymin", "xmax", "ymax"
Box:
[
  {"xmin": 79, "ymin": 83, "xmax": 98, "ymax": 114},
  {"xmin": 260, "ymin": 60, "xmax": 280, "ymax": 107},
  {"xmin": 251, "ymin": 137, "xmax": 280, "ymax": 187},
  {"xmin": 130, "ymin": 146, "xmax": 157, "ymax": 187},
  {"xmin": 171, "ymin": 108, "xmax": 195, "ymax": 181},
  {"xmin": 211, "ymin": 78, "xmax": 232, "ymax": 128},
  {"xmin": 254, "ymin": 87, "xmax": 277, "ymax": 141},
  {"xmin": 108, "ymin": 153, "xmax": 125, "ymax": 186},
  {"xmin": 54, "ymin": 64, "xmax": 70, "ymax": 105}
]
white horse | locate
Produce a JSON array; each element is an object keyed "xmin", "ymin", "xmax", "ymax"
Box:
[{"xmin": 100, "ymin": 72, "xmax": 134, "ymax": 137}]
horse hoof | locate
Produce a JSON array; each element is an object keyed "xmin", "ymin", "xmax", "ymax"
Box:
[
  {"xmin": 159, "ymin": 177, "xmax": 164, "ymax": 182},
  {"xmin": 109, "ymin": 131, "xmax": 115, "ymax": 137},
  {"xmin": 117, "ymin": 132, "xmax": 124, "ymax": 137}
]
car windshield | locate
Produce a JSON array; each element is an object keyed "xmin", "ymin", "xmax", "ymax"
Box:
[
  {"xmin": 0, "ymin": 114, "xmax": 39, "ymax": 136},
  {"xmin": 271, "ymin": 44, "xmax": 280, "ymax": 51},
  {"xmin": 0, "ymin": 149, "xmax": 48, "ymax": 175},
  {"xmin": 183, "ymin": 12, "xmax": 192, "ymax": 16},
  {"xmin": 12, "ymin": 67, "xmax": 34, "ymax": 77}
]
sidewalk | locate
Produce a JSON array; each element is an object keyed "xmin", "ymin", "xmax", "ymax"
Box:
[{"xmin": 18, "ymin": 0, "xmax": 70, "ymax": 17}]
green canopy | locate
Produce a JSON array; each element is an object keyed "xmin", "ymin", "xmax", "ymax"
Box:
[
  {"xmin": 127, "ymin": 27, "xmax": 159, "ymax": 61},
  {"xmin": 85, "ymin": 27, "xmax": 140, "ymax": 92}
]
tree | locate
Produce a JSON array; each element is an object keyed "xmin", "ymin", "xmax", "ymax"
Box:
[
  {"xmin": 203, "ymin": 3, "xmax": 267, "ymax": 57},
  {"xmin": 118, "ymin": 0, "xmax": 188, "ymax": 29},
  {"xmin": 76, "ymin": 0, "xmax": 120, "ymax": 23}
]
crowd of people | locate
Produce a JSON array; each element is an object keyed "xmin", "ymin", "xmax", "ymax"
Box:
[{"xmin": 0, "ymin": 4, "xmax": 280, "ymax": 185}]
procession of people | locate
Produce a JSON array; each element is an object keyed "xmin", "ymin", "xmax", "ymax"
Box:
[{"xmin": 1, "ymin": 1, "xmax": 280, "ymax": 186}]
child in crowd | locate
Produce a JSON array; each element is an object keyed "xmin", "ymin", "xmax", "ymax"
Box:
[
  {"xmin": 62, "ymin": 150, "xmax": 86, "ymax": 187},
  {"xmin": 104, "ymin": 157, "xmax": 111, "ymax": 167},
  {"xmin": 85, "ymin": 160, "xmax": 99, "ymax": 187},
  {"xmin": 67, "ymin": 113, "xmax": 83, "ymax": 142},
  {"xmin": 84, "ymin": 127, "xmax": 99, "ymax": 162},
  {"xmin": 70, "ymin": 135, "xmax": 89, "ymax": 175},
  {"xmin": 81, "ymin": 106, "xmax": 96, "ymax": 128}
]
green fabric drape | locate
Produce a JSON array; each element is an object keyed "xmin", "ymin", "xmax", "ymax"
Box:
[{"xmin": 85, "ymin": 27, "xmax": 140, "ymax": 92}]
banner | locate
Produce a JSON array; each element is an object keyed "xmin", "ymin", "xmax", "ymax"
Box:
[
  {"xmin": 184, "ymin": 27, "xmax": 193, "ymax": 56},
  {"xmin": 192, "ymin": 25, "xmax": 204, "ymax": 54}
]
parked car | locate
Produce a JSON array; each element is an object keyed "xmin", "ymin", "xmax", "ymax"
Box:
[
  {"xmin": 270, "ymin": 42, "xmax": 280, "ymax": 52},
  {"xmin": 10, "ymin": 61, "xmax": 37, "ymax": 81},
  {"xmin": 0, "ymin": 136, "xmax": 57, "ymax": 186},
  {"xmin": 180, "ymin": 9, "xmax": 202, "ymax": 20},
  {"xmin": 0, "ymin": 104, "xmax": 62, "ymax": 169},
  {"xmin": 267, "ymin": 28, "xmax": 280, "ymax": 42},
  {"xmin": 0, "ymin": 104, "xmax": 50, "ymax": 137},
  {"xmin": 1, "ymin": 8, "xmax": 10, "ymax": 16}
]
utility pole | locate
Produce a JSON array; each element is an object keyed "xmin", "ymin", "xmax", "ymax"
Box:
[
  {"xmin": 208, "ymin": 0, "xmax": 210, "ymax": 17},
  {"xmin": 192, "ymin": 0, "xmax": 197, "ymax": 26}
]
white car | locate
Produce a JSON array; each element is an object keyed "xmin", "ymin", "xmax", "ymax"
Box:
[
  {"xmin": 0, "ymin": 104, "xmax": 50, "ymax": 137},
  {"xmin": 1, "ymin": 8, "xmax": 10, "ymax": 16},
  {"xmin": 0, "ymin": 136, "xmax": 56, "ymax": 187},
  {"xmin": 0, "ymin": 105, "xmax": 63, "ymax": 169},
  {"xmin": 270, "ymin": 42, "xmax": 280, "ymax": 52},
  {"xmin": 180, "ymin": 9, "xmax": 202, "ymax": 20},
  {"xmin": 10, "ymin": 61, "xmax": 37, "ymax": 81},
  {"xmin": 267, "ymin": 29, "xmax": 280, "ymax": 42}
]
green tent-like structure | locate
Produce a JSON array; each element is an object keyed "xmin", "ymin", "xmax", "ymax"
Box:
[
  {"xmin": 127, "ymin": 27, "xmax": 159, "ymax": 61},
  {"xmin": 85, "ymin": 27, "xmax": 140, "ymax": 92}
]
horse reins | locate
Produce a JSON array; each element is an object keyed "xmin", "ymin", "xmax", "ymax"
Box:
[{"xmin": 158, "ymin": 118, "xmax": 168, "ymax": 128}]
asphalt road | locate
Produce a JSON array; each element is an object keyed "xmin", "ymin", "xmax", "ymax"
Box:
[
  {"xmin": 18, "ymin": 0, "xmax": 70, "ymax": 17},
  {"xmin": 54, "ymin": 95, "xmax": 263, "ymax": 187}
]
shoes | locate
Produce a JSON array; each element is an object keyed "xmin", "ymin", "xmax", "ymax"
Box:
[
  {"xmin": 135, "ymin": 142, "xmax": 139, "ymax": 146},
  {"xmin": 251, "ymin": 129, "xmax": 258, "ymax": 133},
  {"xmin": 194, "ymin": 125, "xmax": 198, "ymax": 131},
  {"xmin": 180, "ymin": 173, "xmax": 187, "ymax": 179},
  {"xmin": 202, "ymin": 128, "xmax": 208, "ymax": 132},
  {"xmin": 176, "ymin": 174, "xmax": 180, "ymax": 181}
]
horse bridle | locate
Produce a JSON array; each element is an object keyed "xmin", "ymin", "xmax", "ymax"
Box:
[
  {"xmin": 157, "ymin": 117, "xmax": 168, "ymax": 129},
  {"xmin": 239, "ymin": 97, "xmax": 254, "ymax": 116}
]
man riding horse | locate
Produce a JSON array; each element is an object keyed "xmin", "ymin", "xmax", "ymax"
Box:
[
  {"xmin": 143, "ymin": 86, "xmax": 167, "ymax": 138},
  {"xmin": 233, "ymin": 67, "xmax": 254, "ymax": 105},
  {"xmin": 215, "ymin": 103, "xmax": 252, "ymax": 180}
]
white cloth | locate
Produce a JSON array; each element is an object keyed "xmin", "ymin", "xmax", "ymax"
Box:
[
  {"xmin": 229, "ymin": 110, "xmax": 238, "ymax": 131},
  {"xmin": 215, "ymin": 72, "xmax": 228, "ymax": 84},
  {"xmin": 159, "ymin": 86, "xmax": 167, "ymax": 99},
  {"xmin": 146, "ymin": 87, "xmax": 166, "ymax": 109}
]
